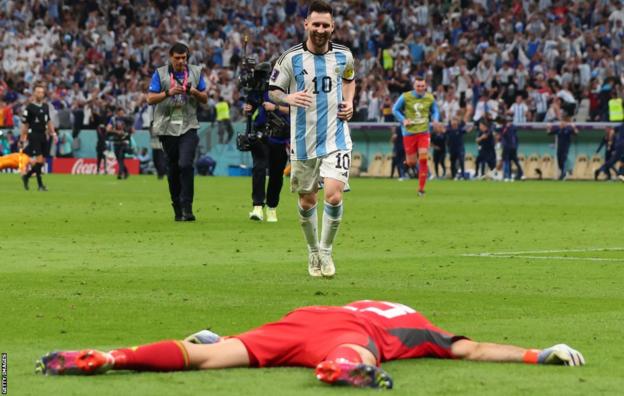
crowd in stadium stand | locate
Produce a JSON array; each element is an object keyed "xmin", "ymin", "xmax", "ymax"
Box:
[{"xmin": 1, "ymin": 0, "xmax": 624, "ymax": 141}]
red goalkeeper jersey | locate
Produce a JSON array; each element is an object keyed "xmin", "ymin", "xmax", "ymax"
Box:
[{"xmin": 234, "ymin": 300, "xmax": 466, "ymax": 368}]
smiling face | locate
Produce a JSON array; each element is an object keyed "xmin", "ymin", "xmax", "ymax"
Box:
[
  {"xmin": 413, "ymin": 79, "xmax": 427, "ymax": 95},
  {"xmin": 305, "ymin": 11, "xmax": 334, "ymax": 52}
]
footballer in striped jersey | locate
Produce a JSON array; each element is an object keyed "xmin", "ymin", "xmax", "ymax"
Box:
[{"xmin": 269, "ymin": 0, "xmax": 355, "ymax": 278}]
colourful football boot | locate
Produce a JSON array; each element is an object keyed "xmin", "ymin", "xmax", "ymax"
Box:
[
  {"xmin": 35, "ymin": 349, "xmax": 114, "ymax": 375},
  {"xmin": 315, "ymin": 360, "xmax": 393, "ymax": 389}
]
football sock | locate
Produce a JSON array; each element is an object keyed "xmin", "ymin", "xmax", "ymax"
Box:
[
  {"xmin": 325, "ymin": 346, "xmax": 363, "ymax": 364},
  {"xmin": 298, "ymin": 203, "xmax": 319, "ymax": 253},
  {"xmin": 320, "ymin": 201, "xmax": 343, "ymax": 254},
  {"xmin": 25, "ymin": 163, "xmax": 39, "ymax": 179},
  {"xmin": 34, "ymin": 163, "xmax": 43, "ymax": 187},
  {"xmin": 109, "ymin": 340, "xmax": 189, "ymax": 371},
  {"xmin": 418, "ymin": 157, "xmax": 427, "ymax": 191}
]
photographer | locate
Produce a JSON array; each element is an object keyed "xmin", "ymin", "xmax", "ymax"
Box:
[
  {"xmin": 106, "ymin": 107, "xmax": 134, "ymax": 180},
  {"xmin": 243, "ymin": 91, "xmax": 289, "ymax": 222},
  {"xmin": 146, "ymin": 42, "xmax": 208, "ymax": 221}
]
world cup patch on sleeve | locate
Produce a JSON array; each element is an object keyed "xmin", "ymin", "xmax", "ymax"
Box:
[{"xmin": 271, "ymin": 69, "xmax": 280, "ymax": 81}]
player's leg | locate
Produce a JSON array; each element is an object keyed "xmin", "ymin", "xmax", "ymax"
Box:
[
  {"xmin": 291, "ymin": 159, "xmax": 322, "ymax": 276},
  {"xmin": 318, "ymin": 151, "xmax": 350, "ymax": 277},
  {"xmin": 315, "ymin": 344, "xmax": 393, "ymax": 389},
  {"xmin": 36, "ymin": 338, "xmax": 251, "ymax": 375},
  {"xmin": 416, "ymin": 133, "xmax": 430, "ymax": 195}
]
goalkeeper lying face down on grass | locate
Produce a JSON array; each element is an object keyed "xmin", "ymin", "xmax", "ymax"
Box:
[
  {"xmin": 0, "ymin": 151, "xmax": 33, "ymax": 174},
  {"xmin": 36, "ymin": 300, "xmax": 585, "ymax": 389}
]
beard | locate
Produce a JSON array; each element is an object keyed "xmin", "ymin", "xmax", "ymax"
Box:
[{"xmin": 311, "ymin": 32, "xmax": 330, "ymax": 47}]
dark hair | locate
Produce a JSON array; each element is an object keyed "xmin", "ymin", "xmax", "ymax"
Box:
[
  {"xmin": 414, "ymin": 74, "xmax": 426, "ymax": 81},
  {"xmin": 307, "ymin": 0, "xmax": 333, "ymax": 17},
  {"xmin": 33, "ymin": 82, "xmax": 46, "ymax": 90},
  {"xmin": 169, "ymin": 42, "xmax": 189, "ymax": 56}
]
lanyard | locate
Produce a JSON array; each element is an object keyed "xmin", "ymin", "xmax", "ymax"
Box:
[{"xmin": 169, "ymin": 68, "xmax": 188, "ymax": 89}]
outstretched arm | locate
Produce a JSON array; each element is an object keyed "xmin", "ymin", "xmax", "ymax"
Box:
[{"xmin": 451, "ymin": 339, "xmax": 585, "ymax": 366}]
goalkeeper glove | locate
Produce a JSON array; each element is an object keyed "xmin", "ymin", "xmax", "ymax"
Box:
[
  {"xmin": 524, "ymin": 344, "xmax": 585, "ymax": 366},
  {"xmin": 184, "ymin": 329, "xmax": 221, "ymax": 345}
]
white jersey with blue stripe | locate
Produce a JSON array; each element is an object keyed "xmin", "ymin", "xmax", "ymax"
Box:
[{"xmin": 270, "ymin": 42, "xmax": 355, "ymax": 160}]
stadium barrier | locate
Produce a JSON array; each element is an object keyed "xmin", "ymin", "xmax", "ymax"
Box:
[{"xmin": 1, "ymin": 122, "xmax": 616, "ymax": 177}]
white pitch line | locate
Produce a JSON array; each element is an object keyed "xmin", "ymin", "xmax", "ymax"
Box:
[
  {"xmin": 465, "ymin": 247, "xmax": 624, "ymax": 256},
  {"xmin": 461, "ymin": 253, "xmax": 624, "ymax": 262}
]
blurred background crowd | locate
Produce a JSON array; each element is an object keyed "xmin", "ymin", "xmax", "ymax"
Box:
[{"xmin": 1, "ymin": 0, "xmax": 624, "ymax": 147}]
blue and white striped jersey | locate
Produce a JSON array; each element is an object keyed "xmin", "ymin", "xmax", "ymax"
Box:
[{"xmin": 270, "ymin": 42, "xmax": 355, "ymax": 160}]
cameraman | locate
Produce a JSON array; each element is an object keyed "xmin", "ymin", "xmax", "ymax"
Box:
[
  {"xmin": 106, "ymin": 107, "xmax": 134, "ymax": 180},
  {"xmin": 243, "ymin": 91, "xmax": 289, "ymax": 222}
]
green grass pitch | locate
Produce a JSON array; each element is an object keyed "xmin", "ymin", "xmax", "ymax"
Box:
[{"xmin": 1, "ymin": 174, "xmax": 623, "ymax": 395}]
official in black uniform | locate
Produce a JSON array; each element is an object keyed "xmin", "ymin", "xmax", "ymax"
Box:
[
  {"xmin": 446, "ymin": 117, "xmax": 468, "ymax": 179},
  {"xmin": 106, "ymin": 108, "xmax": 134, "ymax": 179},
  {"xmin": 95, "ymin": 124, "xmax": 108, "ymax": 175},
  {"xmin": 243, "ymin": 91, "xmax": 290, "ymax": 222},
  {"xmin": 475, "ymin": 119, "xmax": 496, "ymax": 178},
  {"xmin": 20, "ymin": 83, "xmax": 56, "ymax": 191},
  {"xmin": 431, "ymin": 125, "xmax": 447, "ymax": 178},
  {"xmin": 548, "ymin": 116, "xmax": 578, "ymax": 180}
]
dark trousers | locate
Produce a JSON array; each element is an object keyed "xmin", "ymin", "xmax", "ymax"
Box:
[
  {"xmin": 503, "ymin": 147, "xmax": 523, "ymax": 179},
  {"xmin": 390, "ymin": 154, "xmax": 406, "ymax": 178},
  {"xmin": 160, "ymin": 129, "xmax": 199, "ymax": 208},
  {"xmin": 598, "ymin": 144, "xmax": 624, "ymax": 177},
  {"xmin": 250, "ymin": 139, "xmax": 288, "ymax": 208},
  {"xmin": 96, "ymin": 147, "xmax": 106, "ymax": 174},
  {"xmin": 433, "ymin": 149, "xmax": 446, "ymax": 177},
  {"xmin": 475, "ymin": 150, "xmax": 496, "ymax": 176},
  {"xmin": 556, "ymin": 147, "xmax": 569, "ymax": 179},
  {"xmin": 449, "ymin": 149, "xmax": 464, "ymax": 178},
  {"xmin": 218, "ymin": 120, "xmax": 234, "ymax": 144},
  {"xmin": 152, "ymin": 148, "xmax": 167, "ymax": 179},
  {"xmin": 113, "ymin": 143, "xmax": 128, "ymax": 178}
]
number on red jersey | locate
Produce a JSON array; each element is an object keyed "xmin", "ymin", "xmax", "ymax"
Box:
[{"xmin": 343, "ymin": 300, "xmax": 416, "ymax": 319}]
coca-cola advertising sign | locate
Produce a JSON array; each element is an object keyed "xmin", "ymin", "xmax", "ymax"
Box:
[{"xmin": 52, "ymin": 158, "xmax": 139, "ymax": 175}]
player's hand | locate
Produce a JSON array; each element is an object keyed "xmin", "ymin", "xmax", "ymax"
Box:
[
  {"xmin": 337, "ymin": 101, "xmax": 353, "ymax": 121},
  {"xmin": 432, "ymin": 121, "xmax": 443, "ymax": 132},
  {"xmin": 243, "ymin": 104, "xmax": 253, "ymax": 113},
  {"xmin": 403, "ymin": 119, "xmax": 413, "ymax": 127},
  {"xmin": 538, "ymin": 344, "xmax": 585, "ymax": 366},
  {"xmin": 286, "ymin": 90, "xmax": 312, "ymax": 108}
]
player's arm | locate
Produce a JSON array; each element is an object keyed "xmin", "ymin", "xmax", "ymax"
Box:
[
  {"xmin": 268, "ymin": 55, "xmax": 311, "ymax": 108},
  {"xmin": 392, "ymin": 95, "xmax": 408, "ymax": 126},
  {"xmin": 451, "ymin": 339, "xmax": 585, "ymax": 366},
  {"xmin": 337, "ymin": 79, "xmax": 355, "ymax": 121}
]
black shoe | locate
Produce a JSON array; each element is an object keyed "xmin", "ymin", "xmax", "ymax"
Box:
[
  {"xmin": 418, "ymin": 190, "xmax": 425, "ymax": 197},
  {"xmin": 117, "ymin": 175, "xmax": 122, "ymax": 180},
  {"xmin": 594, "ymin": 169, "xmax": 600, "ymax": 181},
  {"xmin": 181, "ymin": 205, "xmax": 196, "ymax": 221},
  {"xmin": 38, "ymin": 185, "xmax": 48, "ymax": 192},
  {"xmin": 21, "ymin": 175, "xmax": 29, "ymax": 190},
  {"xmin": 172, "ymin": 203, "xmax": 183, "ymax": 221}
]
